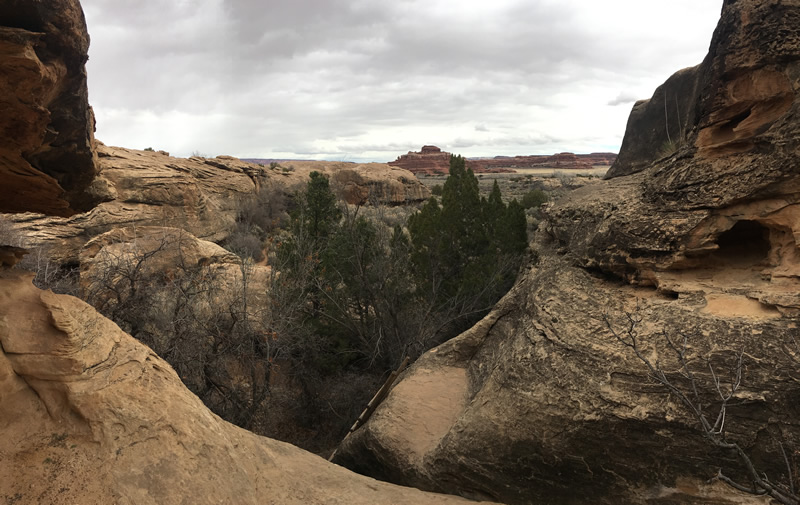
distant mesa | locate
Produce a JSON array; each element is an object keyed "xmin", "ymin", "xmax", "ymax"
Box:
[
  {"xmin": 389, "ymin": 146, "xmax": 617, "ymax": 175},
  {"xmin": 389, "ymin": 145, "xmax": 454, "ymax": 175}
]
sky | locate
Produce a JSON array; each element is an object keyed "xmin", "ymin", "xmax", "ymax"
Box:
[{"xmin": 81, "ymin": 0, "xmax": 723, "ymax": 163}]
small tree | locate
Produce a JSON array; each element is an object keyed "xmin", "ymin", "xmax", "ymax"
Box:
[
  {"xmin": 521, "ymin": 189, "xmax": 549, "ymax": 209},
  {"xmin": 407, "ymin": 155, "xmax": 528, "ymax": 340}
]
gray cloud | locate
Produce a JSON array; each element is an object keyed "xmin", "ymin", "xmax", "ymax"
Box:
[
  {"xmin": 81, "ymin": 0, "xmax": 722, "ymax": 161},
  {"xmin": 607, "ymin": 91, "xmax": 641, "ymax": 106}
]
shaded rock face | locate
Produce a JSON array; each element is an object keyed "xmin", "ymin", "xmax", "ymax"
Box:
[
  {"xmin": 0, "ymin": 268, "xmax": 497, "ymax": 505},
  {"xmin": 333, "ymin": 1, "xmax": 800, "ymax": 503},
  {"xmin": 0, "ymin": 0, "xmax": 98, "ymax": 216},
  {"xmin": 607, "ymin": 0, "xmax": 798, "ymax": 178},
  {"xmin": 335, "ymin": 255, "xmax": 798, "ymax": 504},
  {"xmin": 4, "ymin": 145, "xmax": 429, "ymax": 264}
]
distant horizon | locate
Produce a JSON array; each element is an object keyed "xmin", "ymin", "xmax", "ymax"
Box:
[{"xmin": 237, "ymin": 148, "xmax": 618, "ymax": 165}]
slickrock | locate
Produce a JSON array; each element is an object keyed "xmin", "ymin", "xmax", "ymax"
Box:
[
  {"xmin": 332, "ymin": 1, "xmax": 800, "ymax": 503},
  {"xmin": 0, "ymin": 268, "xmax": 496, "ymax": 505}
]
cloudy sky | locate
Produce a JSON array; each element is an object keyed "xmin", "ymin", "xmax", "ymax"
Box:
[{"xmin": 82, "ymin": 0, "xmax": 722, "ymax": 162}]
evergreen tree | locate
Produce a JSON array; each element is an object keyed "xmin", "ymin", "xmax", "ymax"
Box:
[{"xmin": 407, "ymin": 154, "xmax": 528, "ymax": 336}]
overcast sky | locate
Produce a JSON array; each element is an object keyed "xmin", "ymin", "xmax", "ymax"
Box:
[{"xmin": 82, "ymin": 0, "xmax": 722, "ymax": 162}]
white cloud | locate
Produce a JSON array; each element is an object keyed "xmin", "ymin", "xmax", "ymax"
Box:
[{"xmin": 82, "ymin": 0, "xmax": 723, "ymax": 162}]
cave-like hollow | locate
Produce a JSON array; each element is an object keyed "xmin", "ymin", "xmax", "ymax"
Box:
[{"xmin": 712, "ymin": 220, "xmax": 772, "ymax": 268}]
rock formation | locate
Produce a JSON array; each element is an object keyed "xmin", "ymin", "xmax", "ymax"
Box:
[
  {"xmin": 332, "ymin": 1, "xmax": 800, "ymax": 503},
  {"xmin": 0, "ymin": 267, "xmax": 497, "ymax": 505},
  {"xmin": 0, "ymin": 0, "xmax": 99, "ymax": 216},
  {"xmin": 470, "ymin": 152, "xmax": 617, "ymax": 172},
  {"xmin": 389, "ymin": 145, "xmax": 454, "ymax": 175},
  {"xmin": 4, "ymin": 145, "xmax": 429, "ymax": 264},
  {"xmin": 390, "ymin": 146, "xmax": 616, "ymax": 175}
]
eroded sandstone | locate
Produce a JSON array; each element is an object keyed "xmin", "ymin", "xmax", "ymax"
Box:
[
  {"xmin": 0, "ymin": 0, "xmax": 98, "ymax": 216},
  {"xmin": 0, "ymin": 268, "xmax": 497, "ymax": 505},
  {"xmin": 4, "ymin": 144, "xmax": 430, "ymax": 264}
]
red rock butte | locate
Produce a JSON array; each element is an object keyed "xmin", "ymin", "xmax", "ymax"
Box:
[{"xmin": 389, "ymin": 146, "xmax": 617, "ymax": 175}]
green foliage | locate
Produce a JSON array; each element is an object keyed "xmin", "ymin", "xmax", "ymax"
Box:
[
  {"xmin": 407, "ymin": 155, "xmax": 528, "ymax": 333},
  {"xmin": 431, "ymin": 184, "xmax": 443, "ymax": 196},
  {"xmin": 521, "ymin": 188, "xmax": 549, "ymax": 209},
  {"xmin": 143, "ymin": 147, "xmax": 155, "ymax": 152}
]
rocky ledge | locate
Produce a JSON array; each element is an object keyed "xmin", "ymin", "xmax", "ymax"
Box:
[{"xmin": 4, "ymin": 144, "xmax": 429, "ymax": 264}]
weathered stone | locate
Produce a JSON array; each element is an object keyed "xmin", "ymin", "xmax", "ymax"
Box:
[
  {"xmin": 4, "ymin": 145, "xmax": 429, "ymax": 263},
  {"xmin": 0, "ymin": 0, "xmax": 98, "ymax": 216},
  {"xmin": 389, "ymin": 145, "xmax": 454, "ymax": 175},
  {"xmin": 0, "ymin": 268, "xmax": 496, "ymax": 505}
]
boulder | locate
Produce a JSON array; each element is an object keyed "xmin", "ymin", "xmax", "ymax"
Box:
[
  {"xmin": 0, "ymin": 0, "xmax": 98, "ymax": 216},
  {"xmin": 0, "ymin": 267, "xmax": 496, "ymax": 505},
  {"xmin": 332, "ymin": 1, "xmax": 800, "ymax": 503}
]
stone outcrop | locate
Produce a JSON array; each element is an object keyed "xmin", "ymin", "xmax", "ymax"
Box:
[
  {"xmin": 389, "ymin": 145, "xmax": 454, "ymax": 175},
  {"xmin": 0, "ymin": 0, "xmax": 99, "ymax": 216},
  {"xmin": 3, "ymin": 145, "xmax": 429, "ymax": 264},
  {"xmin": 273, "ymin": 159, "xmax": 430, "ymax": 205},
  {"xmin": 606, "ymin": 0, "xmax": 797, "ymax": 179},
  {"xmin": 0, "ymin": 267, "xmax": 497, "ymax": 505},
  {"xmin": 390, "ymin": 146, "xmax": 616, "ymax": 175},
  {"xmin": 332, "ymin": 1, "xmax": 800, "ymax": 503}
]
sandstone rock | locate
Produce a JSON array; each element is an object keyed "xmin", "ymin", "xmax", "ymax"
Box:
[
  {"xmin": 269, "ymin": 159, "xmax": 431, "ymax": 205},
  {"xmin": 4, "ymin": 146, "xmax": 429, "ymax": 264},
  {"xmin": 606, "ymin": 0, "xmax": 798, "ymax": 179},
  {"xmin": 547, "ymin": 0, "xmax": 800, "ymax": 314},
  {"xmin": 333, "ymin": 1, "xmax": 800, "ymax": 503},
  {"xmin": 335, "ymin": 252, "xmax": 799, "ymax": 504},
  {"xmin": 0, "ymin": 0, "xmax": 98, "ymax": 216},
  {"xmin": 1, "ymin": 144, "xmax": 259, "ymax": 263},
  {"xmin": 391, "ymin": 146, "xmax": 615, "ymax": 175},
  {"xmin": 0, "ymin": 246, "xmax": 28, "ymax": 268},
  {"xmin": 389, "ymin": 145, "xmax": 454, "ymax": 175},
  {"xmin": 0, "ymin": 268, "xmax": 495, "ymax": 505}
]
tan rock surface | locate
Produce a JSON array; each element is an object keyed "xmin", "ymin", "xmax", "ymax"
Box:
[
  {"xmin": 333, "ymin": 1, "xmax": 800, "ymax": 503},
  {"xmin": 0, "ymin": 268, "xmax": 495, "ymax": 505},
  {"xmin": 4, "ymin": 145, "xmax": 429, "ymax": 263}
]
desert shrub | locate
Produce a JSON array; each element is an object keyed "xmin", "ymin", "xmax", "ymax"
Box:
[
  {"xmin": 521, "ymin": 189, "xmax": 549, "ymax": 209},
  {"xmin": 0, "ymin": 215, "xmax": 79, "ymax": 294},
  {"xmin": 81, "ymin": 231, "xmax": 280, "ymax": 430},
  {"xmin": 227, "ymin": 184, "xmax": 290, "ymax": 261},
  {"xmin": 431, "ymin": 184, "xmax": 443, "ymax": 196},
  {"xmin": 226, "ymin": 229, "xmax": 264, "ymax": 260}
]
